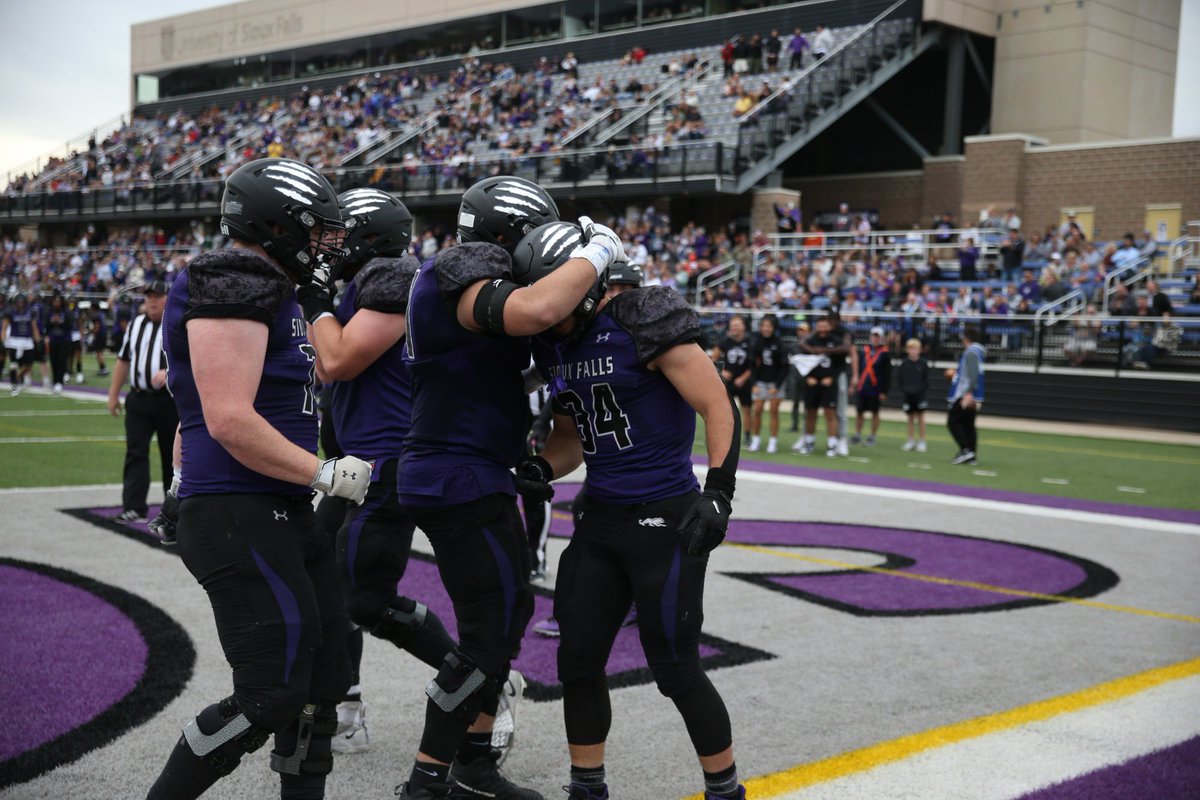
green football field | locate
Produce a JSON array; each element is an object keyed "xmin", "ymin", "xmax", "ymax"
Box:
[{"xmin": 2, "ymin": 391, "xmax": 1196, "ymax": 510}]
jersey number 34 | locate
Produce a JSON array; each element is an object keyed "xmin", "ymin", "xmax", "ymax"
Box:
[{"xmin": 556, "ymin": 382, "xmax": 632, "ymax": 454}]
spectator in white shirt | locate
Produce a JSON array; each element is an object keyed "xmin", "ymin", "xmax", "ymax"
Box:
[{"xmin": 812, "ymin": 25, "xmax": 835, "ymax": 58}]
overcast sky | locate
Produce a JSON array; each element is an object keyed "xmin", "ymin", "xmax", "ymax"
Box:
[{"xmin": 2, "ymin": 0, "xmax": 1198, "ymax": 180}]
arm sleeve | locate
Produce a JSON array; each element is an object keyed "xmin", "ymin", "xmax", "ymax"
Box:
[
  {"xmin": 609, "ymin": 287, "xmax": 701, "ymax": 366},
  {"xmin": 182, "ymin": 251, "xmax": 291, "ymax": 325},
  {"xmin": 355, "ymin": 255, "xmax": 419, "ymax": 314},
  {"xmin": 432, "ymin": 242, "xmax": 513, "ymax": 312}
]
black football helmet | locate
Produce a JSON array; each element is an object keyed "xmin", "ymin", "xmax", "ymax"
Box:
[
  {"xmin": 511, "ymin": 221, "xmax": 606, "ymax": 338},
  {"xmin": 457, "ymin": 176, "xmax": 559, "ymax": 252},
  {"xmin": 219, "ymin": 158, "xmax": 347, "ymax": 286},
  {"xmin": 336, "ymin": 187, "xmax": 414, "ymax": 282},
  {"xmin": 606, "ymin": 261, "xmax": 644, "ymax": 287}
]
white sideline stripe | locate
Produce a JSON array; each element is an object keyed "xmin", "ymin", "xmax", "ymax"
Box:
[
  {"xmin": 906, "ymin": 462, "xmax": 932, "ymax": 470},
  {"xmin": 973, "ymin": 469, "xmax": 998, "ymax": 477},
  {"xmin": 0, "ymin": 436, "xmax": 125, "ymax": 444},
  {"xmin": 1118, "ymin": 486, "xmax": 1148, "ymax": 494},
  {"xmin": 1041, "ymin": 477, "xmax": 1071, "ymax": 485},
  {"xmin": 779, "ymin": 673, "xmax": 1200, "ymax": 800},
  {"xmin": 0, "ymin": 410, "xmax": 112, "ymax": 417},
  {"xmin": 721, "ymin": 467, "xmax": 1200, "ymax": 535},
  {"xmin": 0, "ymin": 483, "xmax": 123, "ymax": 494},
  {"xmin": 848, "ymin": 457, "xmax": 871, "ymax": 463}
]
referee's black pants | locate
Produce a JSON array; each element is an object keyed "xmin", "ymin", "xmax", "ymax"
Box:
[
  {"xmin": 947, "ymin": 398, "xmax": 978, "ymax": 453},
  {"xmin": 123, "ymin": 390, "xmax": 178, "ymax": 515}
]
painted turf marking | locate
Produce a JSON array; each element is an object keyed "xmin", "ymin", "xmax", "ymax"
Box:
[
  {"xmin": 724, "ymin": 468, "xmax": 1200, "ymax": 536},
  {"xmin": 0, "ymin": 410, "xmax": 112, "ymax": 417},
  {"xmin": 0, "ymin": 483, "xmax": 124, "ymax": 495},
  {"xmin": 1118, "ymin": 486, "xmax": 1148, "ymax": 494},
  {"xmin": 848, "ymin": 456, "xmax": 871, "ymax": 463},
  {"xmin": 725, "ymin": 542, "xmax": 1200, "ymax": 625},
  {"xmin": 0, "ymin": 436, "xmax": 125, "ymax": 444},
  {"xmin": 972, "ymin": 469, "xmax": 998, "ymax": 477},
  {"xmin": 872, "ymin": 430, "xmax": 1200, "ymax": 467},
  {"xmin": 906, "ymin": 462, "xmax": 932, "ymax": 470},
  {"xmin": 1041, "ymin": 477, "xmax": 1071, "ymax": 485},
  {"xmin": 681, "ymin": 656, "xmax": 1200, "ymax": 800}
]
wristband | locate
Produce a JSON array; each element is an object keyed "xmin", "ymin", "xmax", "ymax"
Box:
[
  {"xmin": 310, "ymin": 458, "xmax": 335, "ymax": 492},
  {"xmin": 703, "ymin": 466, "xmax": 736, "ymax": 502}
]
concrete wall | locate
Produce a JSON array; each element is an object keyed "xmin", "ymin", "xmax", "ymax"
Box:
[{"xmin": 990, "ymin": 0, "xmax": 1180, "ymax": 143}]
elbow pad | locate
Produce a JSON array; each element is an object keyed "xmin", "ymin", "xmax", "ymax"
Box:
[{"xmin": 472, "ymin": 278, "xmax": 521, "ymax": 335}]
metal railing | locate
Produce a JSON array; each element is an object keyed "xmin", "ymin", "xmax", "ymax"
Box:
[
  {"xmin": 694, "ymin": 308, "xmax": 1200, "ymax": 375},
  {"xmin": 1101, "ymin": 255, "xmax": 1151, "ymax": 314},
  {"xmin": 0, "ymin": 140, "xmax": 736, "ymax": 219},
  {"xmin": 694, "ymin": 260, "xmax": 740, "ymax": 306},
  {"xmin": 5, "ymin": 112, "xmax": 130, "ymax": 190}
]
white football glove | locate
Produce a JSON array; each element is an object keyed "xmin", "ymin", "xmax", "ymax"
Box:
[
  {"xmin": 310, "ymin": 456, "xmax": 372, "ymax": 505},
  {"xmin": 571, "ymin": 215, "xmax": 627, "ymax": 277}
]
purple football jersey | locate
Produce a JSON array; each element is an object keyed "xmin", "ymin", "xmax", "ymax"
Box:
[
  {"xmin": 397, "ymin": 244, "xmax": 529, "ymax": 506},
  {"xmin": 164, "ymin": 250, "xmax": 318, "ymax": 498},
  {"xmin": 328, "ymin": 256, "xmax": 417, "ymax": 463},
  {"xmin": 531, "ymin": 287, "xmax": 701, "ymax": 504}
]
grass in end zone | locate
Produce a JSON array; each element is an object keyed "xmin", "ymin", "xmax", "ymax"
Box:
[
  {"xmin": 4, "ymin": 391, "xmax": 1194, "ymax": 511},
  {"xmin": 696, "ymin": 419, "xmax": 1199, "ymax": 511},
  {"xmin": 0, "ymin": 392, "xmax": 163, "ymax": 489}
]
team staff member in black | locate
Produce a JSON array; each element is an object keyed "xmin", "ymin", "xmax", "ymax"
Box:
[
  {"xmin": 710, "ymin": 315, "xmax": 752, "ymax": 446},
  {"xmin": 746, "ymin": 315, "xmax": 787, "ymax": 454},
  {"xmin": 107, "ymin": 281, "xmax": 178, "ymax": 524},
  {"xmin": 43, "ymin": 293, "xmax": 76, "ymax": 394}
]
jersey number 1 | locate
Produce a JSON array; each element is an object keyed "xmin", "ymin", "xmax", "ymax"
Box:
[{"xmin": 557, "ymin": 382, "xmax": 632, "ymax": 454}]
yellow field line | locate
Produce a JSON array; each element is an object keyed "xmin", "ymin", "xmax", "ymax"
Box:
[
  {"xmin": 681, "ymin": 655, "xmax": 1200, "ymax": 799},
  {"xmin": 727, "ymin": 542, "xmax": 1200, "ymax": 624}
]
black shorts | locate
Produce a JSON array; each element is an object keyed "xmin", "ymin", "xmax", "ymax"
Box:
[
  {"xmin": 856, "ymin": 394, "xmax": 881, "ymax": 414},
  {"xmin": 176, "ymin": 493, "xmax": 350, "ymax": 728},
  {"xmin": 804, "ymin": 379, "xmax": 837, "ymax": 409},
  {"xmin": 725, "ymin": 374, "xmax": 752, "ymax": 405},
  {"xmin": 88, "ymin": 335, "xmax": 107, "ymax": 353},
  {"xmin": 6, "ymin": 348, "xmax": 34, "ymax": 367},
  {"xmin": 903, "ymin": 393, "xmax": 928, "ymax": 413},
  {"xmin": 555, "ymin": 492, "xmax": 707, "ymax": 693},
  {"xmin": 71, "ymin": 338, "xmax": 82, "ymax": 354}
]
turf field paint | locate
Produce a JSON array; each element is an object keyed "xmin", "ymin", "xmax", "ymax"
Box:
[
  {"xmin": 680, "ymin": 656, "xmax": 1200, "ymax": 800},
  {"xmin": 1041, "ymin": 477, "xmax": 1070, "ymax": 485}
]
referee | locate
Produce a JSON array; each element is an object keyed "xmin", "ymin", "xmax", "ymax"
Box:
[{"xmin": 107, "ymin": 281, "xmax": 177, "ymax": 524}]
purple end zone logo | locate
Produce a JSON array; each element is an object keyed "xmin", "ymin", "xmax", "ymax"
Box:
[{"xmin": 0, "ymin": 558, "xmax": 193, "ymax": 789}]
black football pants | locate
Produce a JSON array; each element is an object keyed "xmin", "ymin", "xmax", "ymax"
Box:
[{"xmin": 122, "ymin": 390, "xmax": 177, "ymax": 515}]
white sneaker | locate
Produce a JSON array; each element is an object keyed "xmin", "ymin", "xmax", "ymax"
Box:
[
  {"xmin": 901, "ymin": 439, "xmax": 915, "ymax": 452},
  {"xmin": 52, "ymin": 383, "xmax": 63, "ymax": 395},
  {"xmin": 491, "ymin": 670, "xmax": 524, "ymax": 763},
  {"xmin": 331, "ymin": 699, "xmax": 370, "ymax": 755},
  {"xmin": 766, "ymin": 437, "xmax": 777, "ymax": 454},
  {"xmin": 916, "ymin": 440, "xmax": 927, "ymax": 453},
  {"xmin": 836, "ymin": 439, "xmax": 849, "ymax": 457},
  {"xmin": 9, "ymin": 385, "xmax": 19, "ymax": 397},
  {"xmin": 747, "ymin": 435, "xmax": 761, "ymax": 452},
  {"xmin": 75, "ymin": 372, "xmax": 85, "ymax": 384},
  {"xmin": 825, "ymin": 444, "xmax": 837, "ymax": 458}
]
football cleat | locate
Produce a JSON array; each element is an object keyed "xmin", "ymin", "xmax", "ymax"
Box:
[
  {"xmin": 449, "ymin": 747, "xmax": 545, "ymax": 799},
  {"xmin": 533, "ymin": 617, "xmax": 561, "ymax": 637},
  {"xmin": 332, "ymin": 699, "xmax": 370, "ymax": 754},
  {"xmin": 491, "ymin": 670, "xmax": 525, "ymax": 760},
  {"xmin": 394, "ymin": 782, "xmax": 453, "ymax": 799},
  {"xmin": 951, "ymin": 449, "xmax": 977, "ymax": 465}
]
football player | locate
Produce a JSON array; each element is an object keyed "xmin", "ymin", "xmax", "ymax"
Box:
[
  {"xmin": 147, "ymin": 158, "xmax": 372, "ymax": 800},
  {"xmin": 394, "ymin": 176, "xmax": 623, "ymax": 800},
  {"xmin": 513, "ymin": 222, "xmax": 745, "ymax": 800}
]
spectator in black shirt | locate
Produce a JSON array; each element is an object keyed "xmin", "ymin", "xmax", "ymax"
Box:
[
  {"xmin": 765, "ymin": 29, "xmax": 783, "ymax": 72},
  {"xmin": 747, "ymin": 315, "xmax": 788, "ymax": 453},
  {"xmin": 711, "ymin": 315, "xmax": 754, "ymax": 444},
  {"xmin": 897, "ymin": 338, "xmax": 929, "ymax": 452},
  {"xmin": 1146, "ymin": 280, "xmax": 1173, "ymax": 316},
  {"xmin": 1000, "ymin": 229, "xmax": 1025, "ymax": 283},
  {"xmin": 792, "ymin": 316, "xmax": 850, "ymax": 457}
]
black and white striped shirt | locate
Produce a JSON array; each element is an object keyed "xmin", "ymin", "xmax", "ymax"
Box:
[{"xmin": 117, "ymin": 313, "xmax": 166, "ymax": 391}]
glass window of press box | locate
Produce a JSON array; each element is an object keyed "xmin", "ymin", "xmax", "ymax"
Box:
[{"xmin": 136, "ymin": 0, "xmax": 799, "ymax": 103}]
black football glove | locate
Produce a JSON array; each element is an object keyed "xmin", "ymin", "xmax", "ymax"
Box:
[
  {"xmin": 148, "ymin": 488, "xmax": 180, "ymax": 545},
  {"xmin": 515, "ymin": 455, "xmax": 554, "ymax": 504},
  {"xmin": 297, "ymin": 283, "xmax": 335, "ymax": 324},
  {"xmin": 678, "ymin": 468, "xmax": 735, "ymax": 556}
]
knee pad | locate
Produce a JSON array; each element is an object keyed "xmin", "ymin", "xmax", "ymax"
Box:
[
  {"xmin": 425, "ymin": 652, "xmax": 498, "ymax": 724},
  {"xmin": 182, "ymin": 696, "xmax": 271, "ymax": 777},
  {"xmin": 651, "ymin": 658, "xmax": 704, "ymax": 699},
  {"xmin": 269, "ymin": 703, "xmax": 338, "ymax": 777},
  {"xmin": 365, "ymin": 596, "xmax": 426, "ymax": 645}
]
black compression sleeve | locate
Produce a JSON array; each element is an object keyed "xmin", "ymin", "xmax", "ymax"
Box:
[
  {"xmin": 702, "ymin": 392, "xmax": 740, "ymax": 502},
  {"xmin": 471, "ymin": 279, "xmax": 520, "ymax": 335}
]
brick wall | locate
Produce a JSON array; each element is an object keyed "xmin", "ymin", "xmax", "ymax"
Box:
[
  {"xmin": 784, "ymin": 136, "xmax": 1199, "ymax": 242},
  {"xmin": 786, "ymin": 171, "xmax": 924, "ymax": 229}
]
